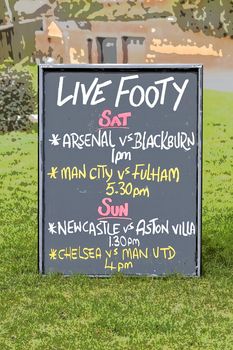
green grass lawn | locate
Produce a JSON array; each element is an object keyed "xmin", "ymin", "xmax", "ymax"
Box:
[{"xmin": 0, "ymin": 90, "xmax": 233, "ymax": 349}]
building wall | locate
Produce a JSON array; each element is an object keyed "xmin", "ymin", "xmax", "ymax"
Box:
[
  {"xmin": 35, "ymin": 20, "xmax": 150, "ymax": 64},
  {"xmin": 35, "ymin": 18, "xmax": 233, "ymax": 69},
  {"xmin": 145, "ymin": 19, "xmax": 232, "ymax": 68}
]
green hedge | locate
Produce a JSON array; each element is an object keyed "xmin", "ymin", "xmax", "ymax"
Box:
[{"xmin": 0, "ymin": 66, "xmax": 35, "ymax": 132}]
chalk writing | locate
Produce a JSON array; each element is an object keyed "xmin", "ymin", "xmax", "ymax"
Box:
[
  {"xmin": 49, "ymin": 130, "xmax": 195, "ymax": 152},
  {"xmin": 57, "ymin": 75, "xmax": 189, "ymax": 112},
  {"xmin": 47, "ymin": 218, "xmax": 196, "ymax": 238},
  {"xmin": 47, "ymin": 164, "xmax": 180, "ymax": 186},
  {"xmin": 99, "ymin": 109, "xmax": 132, "ymax": 128}
]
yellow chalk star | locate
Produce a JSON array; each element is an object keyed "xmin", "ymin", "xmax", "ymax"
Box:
[
  {"xmin": 49, "ymin": 248, "xmax": 57, "ymax": 260},
  {"xmin": 47, "ymin": 167, "xmax": 58, "ymax": 179}
]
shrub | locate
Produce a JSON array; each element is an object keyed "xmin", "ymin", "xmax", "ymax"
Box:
[{"xmin": 0, "ymin": 66, "xmax": 35, "ymax": 132}]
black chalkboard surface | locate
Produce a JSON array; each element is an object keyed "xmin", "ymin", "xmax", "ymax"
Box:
[{"xmin": 39, "ymin": 64, "xmax": 202, "ymax": 276}]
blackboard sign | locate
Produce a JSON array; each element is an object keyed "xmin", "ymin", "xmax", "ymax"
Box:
[{"xmin": 39, "ymin": 64, "xmax": 202, "ymax": 276}]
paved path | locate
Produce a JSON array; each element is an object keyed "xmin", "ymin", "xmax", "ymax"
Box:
[{"xmin": 204, "ymin": 69, "xmax": 233, "ymax": 92}]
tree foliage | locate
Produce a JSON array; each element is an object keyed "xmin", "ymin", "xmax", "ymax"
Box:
[
  {"xmin": 173, "ymin": 0, "xmax": 233, "ymax": 39},
  {"xmin": 55, "ymin": 0, "xmax": 171, "ymax": 21},
  {"xmin": 55, "ymin": 0, "xmax": 103, "ymax": 20}
]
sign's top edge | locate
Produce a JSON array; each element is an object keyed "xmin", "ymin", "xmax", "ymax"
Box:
[{"xmin": 39, "ymin": 63, "xmax": 203, "ymax": 70}]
